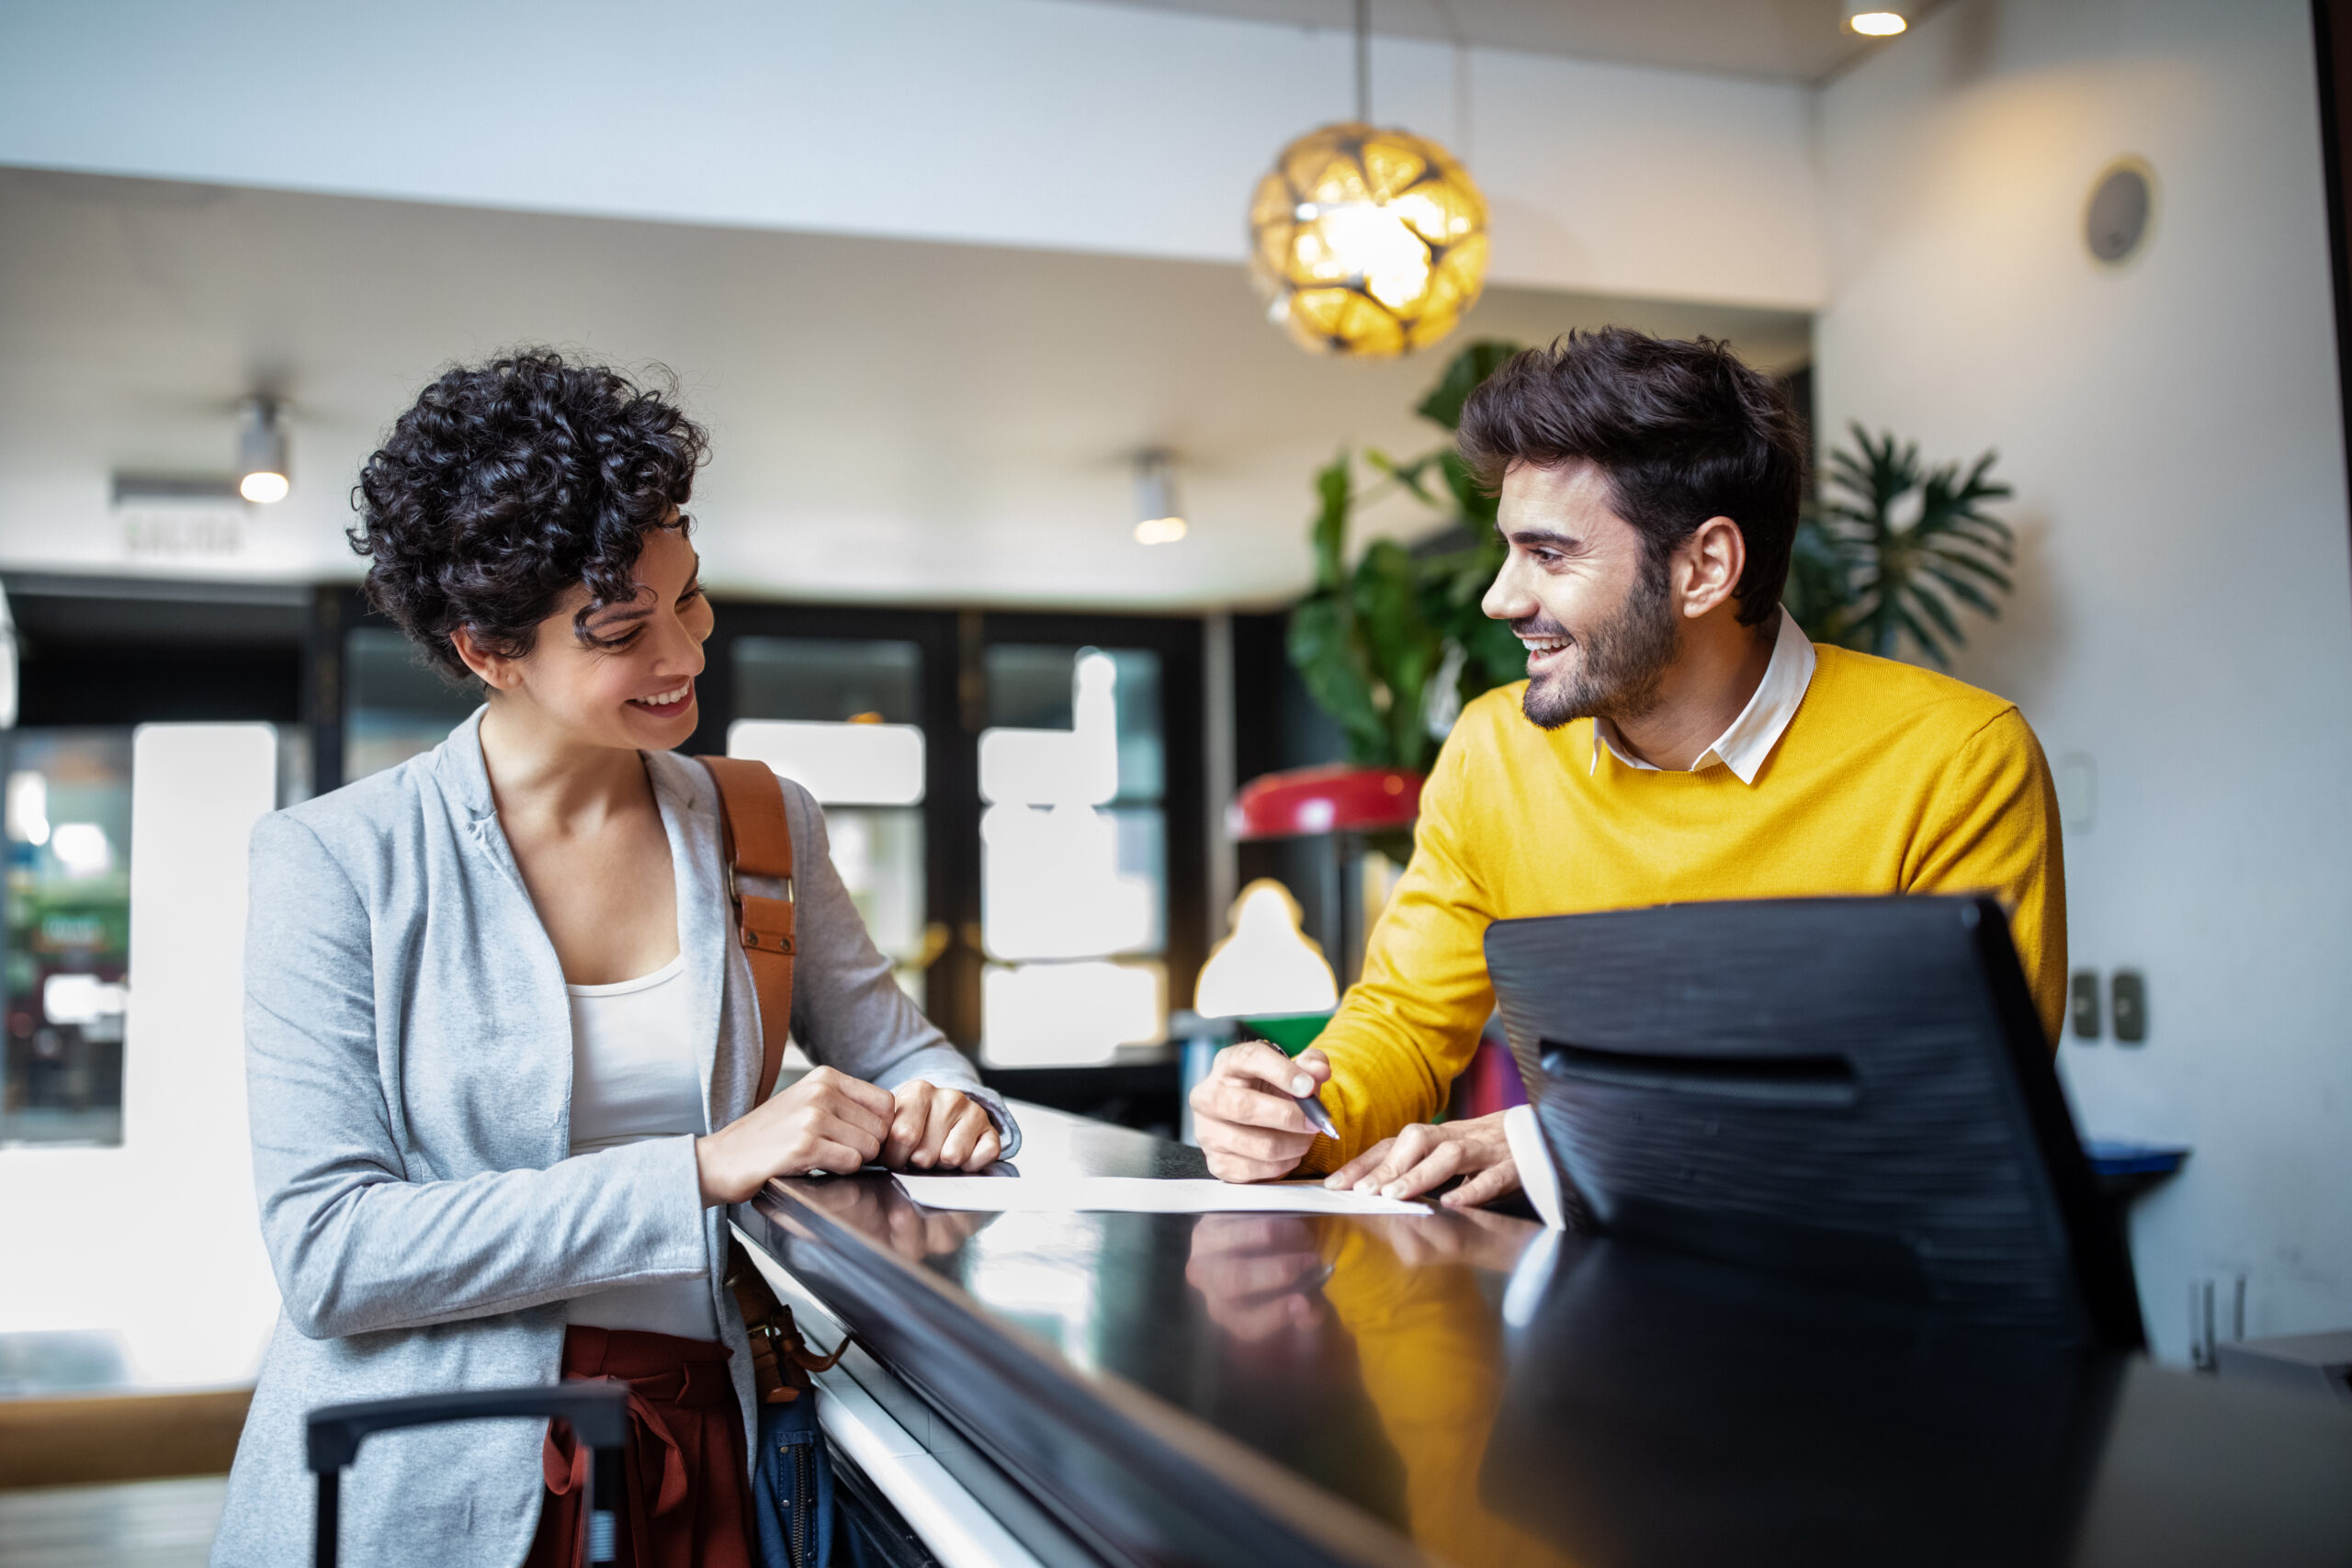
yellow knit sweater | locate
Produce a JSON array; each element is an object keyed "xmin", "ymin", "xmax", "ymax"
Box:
[{"xmin": 1307, "ymin": 643, "xmax": 2067, "ymax": 1170}]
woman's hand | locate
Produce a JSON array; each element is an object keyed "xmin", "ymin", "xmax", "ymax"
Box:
[
  {"xmin": 796, "ymin": 1176, "xmax": 995, "ymax": 1260},
  {"xmin": 880, "ymin": 1082, "xmax": 1002, "ymax": 1172},
  {"xmin": 1324, "ymin": 1112, "xmax": 1520, "ymax": 1208},
  {"xmin": 695, "ymin": 1066, "xmax": 895, "ymax": 1205}
]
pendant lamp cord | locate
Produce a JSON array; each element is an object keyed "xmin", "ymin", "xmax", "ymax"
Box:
[{"xmin": 1354, "ymin": 0, "xmax": 1371, "ymax": 123}]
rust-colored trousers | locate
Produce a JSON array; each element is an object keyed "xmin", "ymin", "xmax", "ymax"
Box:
[{"xmin": 525, "ymin": 1326, "xmax": 756, "ymax": 1568}]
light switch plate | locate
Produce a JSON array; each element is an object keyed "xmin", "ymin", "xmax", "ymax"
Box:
[
  {"xmin": 2111, "ymin": 970, "xmax": 2148, "ymax": 1043},
  {"xmin": 2055, "ymin": 753, "xmax": 2098, "ymax": 833}
]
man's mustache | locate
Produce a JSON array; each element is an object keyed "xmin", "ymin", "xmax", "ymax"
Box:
[{"xmin": 1511, "ymin": 618, "xmax": 1573, "ymax": 641}]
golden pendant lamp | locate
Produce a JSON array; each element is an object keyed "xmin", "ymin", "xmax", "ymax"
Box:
[{"xmin": 1248, "ymin": 4, "xmax": 1489, "ymax": 358}]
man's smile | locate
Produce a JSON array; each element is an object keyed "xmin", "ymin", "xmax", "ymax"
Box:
[{"xmin": 1517, "ymin": 630, "xmax": 1574, "ymax": 674}]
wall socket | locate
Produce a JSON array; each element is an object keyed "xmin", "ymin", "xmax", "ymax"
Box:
[
  {"xmin": 2112, "ymin": 970, "xmax": 2148, "ymax": 1043},
  {"xmin": 2067, "ymin": 969, "xmax": 2149, "ymax": 1043},
  {"xmin": 2069, "ymin": 971, "xmax": 2102, "ymax": 1039}
]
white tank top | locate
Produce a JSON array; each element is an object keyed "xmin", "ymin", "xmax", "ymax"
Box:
[{"xmin": 565, "ymin": 953, "xmax": 719, "ymax": 1341}]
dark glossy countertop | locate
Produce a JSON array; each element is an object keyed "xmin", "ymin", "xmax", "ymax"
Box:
[{"xmin": 737, "ymin": 1105, "xmax": 2352, "ymax": 1568}]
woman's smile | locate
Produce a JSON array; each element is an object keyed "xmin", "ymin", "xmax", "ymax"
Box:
[{"xmin": 628, "ymin": 680, "xmax": 695, "ymax": 719}]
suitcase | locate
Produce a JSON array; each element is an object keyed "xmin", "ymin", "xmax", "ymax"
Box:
[{"xmin": 306, "ymin": 1382, "xmax": 633, "ymax": 1567}]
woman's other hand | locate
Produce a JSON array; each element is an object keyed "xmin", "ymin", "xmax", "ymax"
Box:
[
  {"xmin": 1323, "ymin": 1112, "xmax": 1519, "ymax": 1208},
  {"xmin": 881, "ymin": 1082, "xmax": 1002, "ymax": 1172},
  {"xmin": 695, "ymin": 1066, "xmax": 894, "ymax": 1204},
  {"xmin": 796, "ymin": 1175, "xmax": 994, "ymax": 1260}
]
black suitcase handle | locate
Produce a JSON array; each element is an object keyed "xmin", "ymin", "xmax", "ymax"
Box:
[{"xmin": 306, "ymin": 1382, "xmax": 632, "ymax": 1568}]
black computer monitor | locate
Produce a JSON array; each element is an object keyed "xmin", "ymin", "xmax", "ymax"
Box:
[{"xmin": 1486, "ymin": 895, "xmax": 2143, "ymax": 1347}]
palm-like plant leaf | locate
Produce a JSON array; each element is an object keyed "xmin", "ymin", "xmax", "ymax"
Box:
[
  {"xmin": 1792, "ymin": 422, "xmax": 2015, "ymax": 667},
  {"xmin": 1366, "ymin": 448, "xmax": 1444, "ymax": 509}
]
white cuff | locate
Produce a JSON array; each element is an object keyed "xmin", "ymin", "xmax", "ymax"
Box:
[{"xmin": 1504, "ymin": 1103, "xmax": 1568, "ymax": 1230}]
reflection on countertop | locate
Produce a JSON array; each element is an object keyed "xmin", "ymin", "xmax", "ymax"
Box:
[{"xmin": 742, "ymin": 1105, "xmax": 2352, "ymax": 1568}]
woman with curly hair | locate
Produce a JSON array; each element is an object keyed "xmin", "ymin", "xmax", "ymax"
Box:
[{"xmin": 210, "ymin": 352, "xmax": 1016, "ymax": 1568}]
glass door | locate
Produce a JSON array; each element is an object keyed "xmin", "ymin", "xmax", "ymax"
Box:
[
  {"xmin": 0, "ymin": 730, "xmax": 132, "ymax": 1145},
  {"xmin": 974, "ymin": 613, "xmax": 1204, "ymax": 1067},
  {"xmin": 977, "ymin": 643, "xmax": 1169, "ymax": 1065},
  {"xmin": 698, "ymin": 604, "xmax": 1203, "ymax": 1062}
]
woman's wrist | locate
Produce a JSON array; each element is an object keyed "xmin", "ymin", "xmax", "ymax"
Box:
[{"xmin": 695, "ymin": 1129, "xmax": 746, "ymax": 1207}]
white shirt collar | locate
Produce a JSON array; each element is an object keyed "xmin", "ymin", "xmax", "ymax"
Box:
[{"xmin": 1591, "ymin": 605, "xmax": 1817, "ymax": 785}]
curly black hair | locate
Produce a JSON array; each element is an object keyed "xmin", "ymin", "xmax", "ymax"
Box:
[
  {"xmin": 349, "ymin": 351, "xmax": 710, "ymax": 680},
  {"xmin": 1457, "ymin": 328, "xmax": 1804, "ymax": 628}
]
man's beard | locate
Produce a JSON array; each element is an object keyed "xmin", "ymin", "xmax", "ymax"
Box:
[{"xmin": 1520, "ymin": 562, "xmax": 1679, "ymax": 731}]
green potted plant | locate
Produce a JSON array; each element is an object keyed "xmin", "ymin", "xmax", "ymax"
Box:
[{"xmin": 1267, "ymin": 341, "xmax": 1530, "ymax": 862}]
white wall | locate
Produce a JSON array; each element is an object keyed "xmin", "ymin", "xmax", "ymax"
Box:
[
  {"xmin": 1815, "ymin": 0, "xmax": 2352, "ymax": 1359},
  {"xmin": 0, "ymin": 0, "xmax": 1823, "ymax": 310}
]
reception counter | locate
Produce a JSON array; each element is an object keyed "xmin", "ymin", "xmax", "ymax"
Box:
[{"xmin": 732, "ymin": 1104, "xmax": 2352, "ymax": 1568}]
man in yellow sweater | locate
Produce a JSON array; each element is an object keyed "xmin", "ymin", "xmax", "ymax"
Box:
[{"xmin": 1191, "ymin": 328, "xmax": 2064, "ymax": 1205}]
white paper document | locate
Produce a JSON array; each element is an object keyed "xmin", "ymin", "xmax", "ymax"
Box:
[{"xmin": 892, "ymin": 1174, "xmax": 1430, "ymax": 1216}]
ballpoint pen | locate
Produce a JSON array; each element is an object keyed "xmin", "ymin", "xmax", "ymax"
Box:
[{"xmin": 1293, "ymin": 1088, "xmax": 1338, "ymax": 1140}]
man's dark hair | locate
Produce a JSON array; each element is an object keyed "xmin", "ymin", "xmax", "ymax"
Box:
[
  {"xmin": 1457, "ymin": 328, "xmax": 1805, "ymax": 628},
  {"xmin": 349, "ymin": 351, "xmax": 710, "ymax": 680}
]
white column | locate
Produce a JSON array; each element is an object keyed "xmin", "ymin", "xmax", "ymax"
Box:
[
  {"xmin": 118, "ymin": 722, "xmax": 281, "ymax": 1386},
  {"xmin": 0, "ymin": 724, "xmax": 281, "ymax": 1390}
]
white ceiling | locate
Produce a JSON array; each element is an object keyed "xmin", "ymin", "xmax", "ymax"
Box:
[
  {"xmin": 0, "ymin": 170, "xmax": 1810, "ymax": 609},
  {"xmin": 1, "ymin": 1, "xmax": 1832, "ymax": 306},
  {"xmin": 1059, "ymin": 0, "xmax": 1889, "ymax": 83}
]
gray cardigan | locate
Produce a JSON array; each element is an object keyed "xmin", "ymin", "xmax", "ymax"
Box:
[{"xmin": 212, "ymin": 710, "xmax": 1012, "ymax": 1568}]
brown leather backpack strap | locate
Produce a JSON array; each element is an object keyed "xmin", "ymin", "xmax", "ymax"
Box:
[{"xmin": 696, "ymin": 755, "xmax": 796, "ymax": 1105}]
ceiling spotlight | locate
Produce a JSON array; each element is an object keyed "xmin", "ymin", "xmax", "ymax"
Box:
[
  {"xmin": 1135, "ymin": 517, "xmax": 1189, "ymax": 546},
  {"xmin": 1844, "ymin": 1, "xmax": 1908, "ymax": 35},
  {"xmin": 1134, "ymin": 450, "xmax": 1187, "ymax": 546},
  {"xmin": 236, "ymin": 397, "xmax": 289, "ymax": 504}
]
